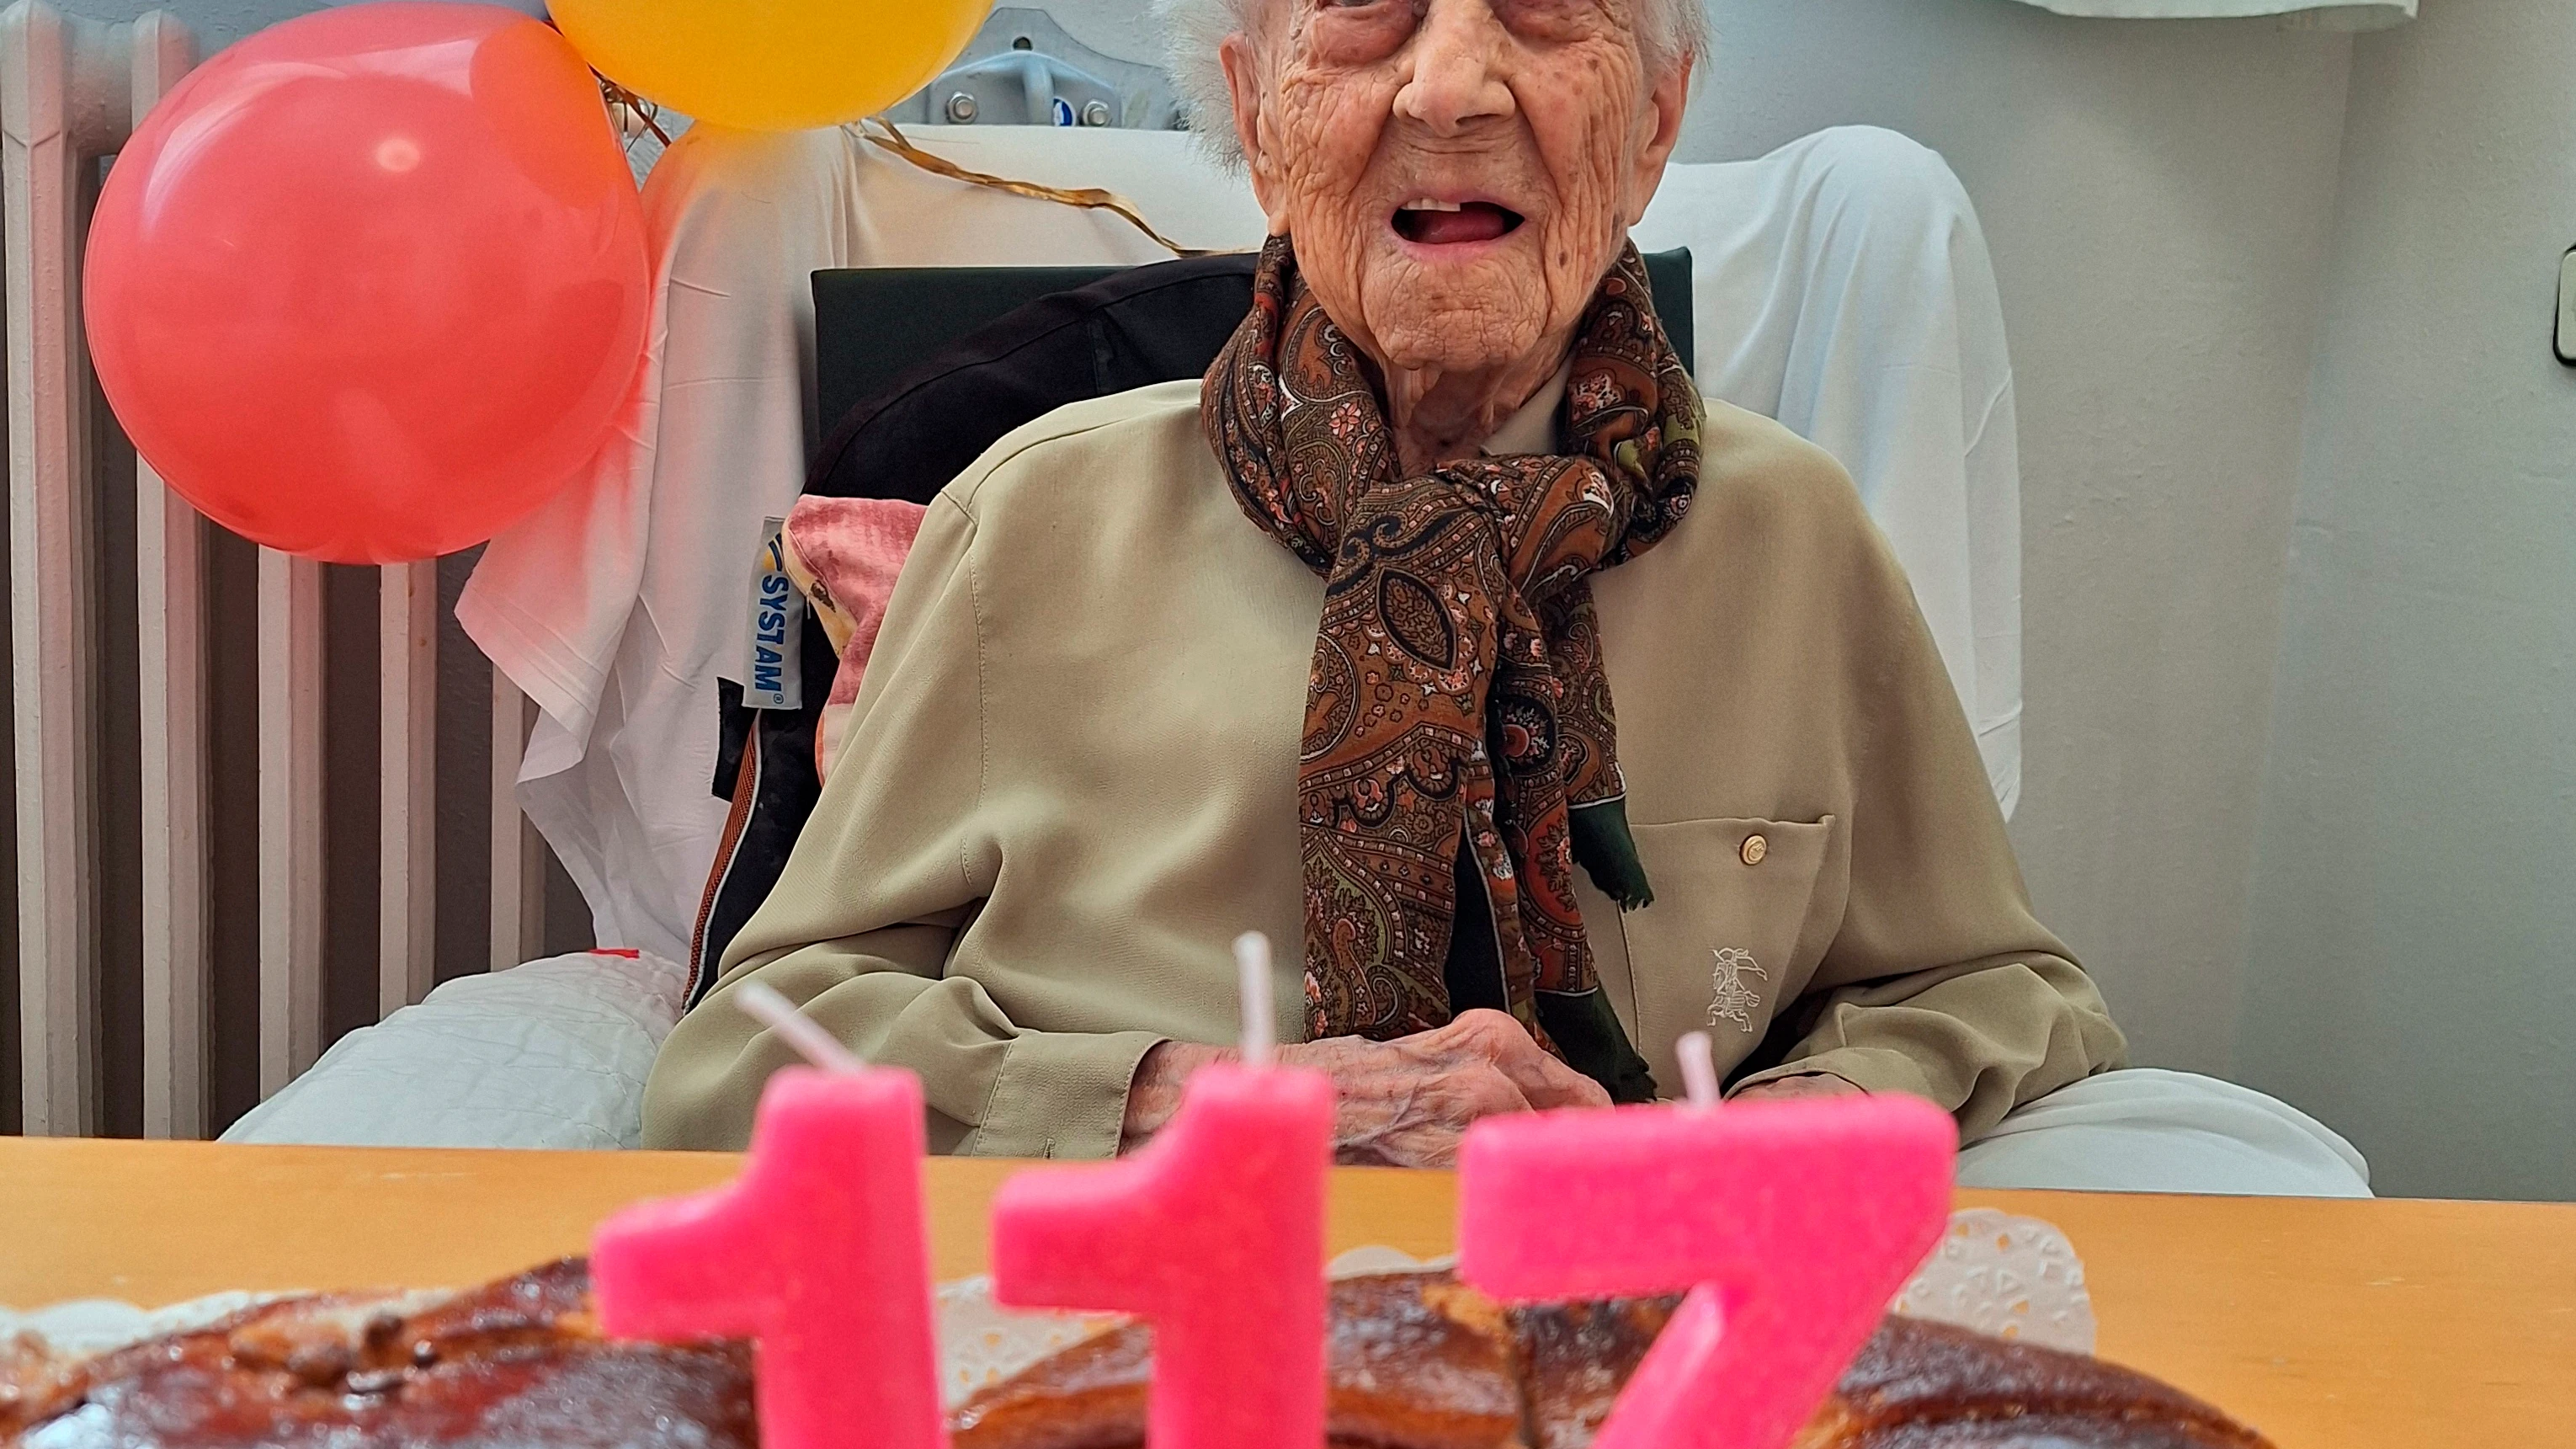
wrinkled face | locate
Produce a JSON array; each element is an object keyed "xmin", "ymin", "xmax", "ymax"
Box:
[{"xmin": 1221, "ymin": 0, "xmax": 1690, "ymax": 381}]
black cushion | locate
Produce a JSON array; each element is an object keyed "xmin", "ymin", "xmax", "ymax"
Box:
[
  {"xmin": 810, "ymin": 254, "xmax": 1264, "ymax": 503},
  {"xmin": 807, "ymin": 249, "xmax": 1695, "ymax": 502}
]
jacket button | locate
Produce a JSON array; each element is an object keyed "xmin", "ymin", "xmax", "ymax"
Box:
[{"xmin": 1740, "ymin": 834, "xmax": 1768, "ymax": 866}]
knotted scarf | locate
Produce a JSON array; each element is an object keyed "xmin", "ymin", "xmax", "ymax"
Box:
[{"xmin": 1202, "ymin": 235, "xmax": 1701, "ymax": 1101}]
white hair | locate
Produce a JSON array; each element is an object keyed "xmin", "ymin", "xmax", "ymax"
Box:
[{"xmin": 1154, "ymin": 0, "xmax": 1711, "ymax": 168}]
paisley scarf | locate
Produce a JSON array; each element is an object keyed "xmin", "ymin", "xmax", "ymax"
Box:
[{"xmin": 1202, "ymin": 235, "xmax": 1701, "ymax": 1101}]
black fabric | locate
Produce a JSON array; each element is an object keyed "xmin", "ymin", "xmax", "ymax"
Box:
[
  {"xmin": 808, "ymin": 249, "xmax": 1694, "ymax": 505},
  {"xmin": 812, "ymin": 261, "xmax": 1244, "ymax": 439},
  {"xmin": 695, "ymin": 617, "xmax": 840, "ymax": 1004},
  {"xmin": 809, "ymin": 255, "xmax": 1262, "ymax": 504},
  {"xmin": 690, "ymin": 251, "xmax": 1696, "ymax": 1007},
  {"xmin": 1442, "ymin": 842, "xmax": 1509, "ymax": 1017}
]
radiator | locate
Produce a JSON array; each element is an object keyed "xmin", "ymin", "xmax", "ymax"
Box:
[{"xmin": 2, "ymin": 3, "xmax": 568, "ymax": 1139}]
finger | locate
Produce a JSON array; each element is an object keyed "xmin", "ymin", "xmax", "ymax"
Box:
[
  {"xmin": 1346, "ymin": 1121, "xmax": 1470, "ymax": 1172},
  {"xmin": 1438, "ymin": 1009, "xmax": 1536, "ymax": 1062},
  {"xmin": 1503, "ymin": 1046, "xmax": 1613, "ymax": 1111},
  {"xmin": 1386, "ymin": 1067, "xmax": 1530, "ymax": 1169},
  {"xmin": 1333, "ymin": 1061, "xmax": 1529, "ymax": 1169},
  {"xmin": 1447, "ymin": 1010, "xmax": 1613, "ymax": 1111},
  {"xmin": 1415, "ymin": 1009, "xmax": 1510, "ymax": 1060},
  {"xmin": 1396, "ymin": 1131, "xmax": 1467, "ymax": 1171},
  {"xmin": 1449, "ymin": 1061, "xmax": 1536, "ymax": 1121}
]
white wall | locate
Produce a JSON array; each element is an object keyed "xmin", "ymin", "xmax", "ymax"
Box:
[
  {"xmin": 69, "ymin": 0, "xmax": 541, "ymax": 47},
  {"xmin": 2238, "ymin": 0, "xmax": 2576, "ymax": 1201}
]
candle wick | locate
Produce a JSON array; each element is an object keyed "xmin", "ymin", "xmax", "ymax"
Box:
[
  {"xmin": 734, "ymin": 981, "xmax": 868, "ymax": 1073},
  {"xmin": 1677, "ymin": 1031, "xmax": 1721, "ymax": 1109},
  {"xmin": 1235, "ymin": 931, "xmax": 1276, "ymax": 1068}
]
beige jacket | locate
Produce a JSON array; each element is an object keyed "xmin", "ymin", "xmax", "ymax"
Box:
[{"xmin": 643, "ymin": 380, "xmax": 2125, "ymax": 1154}]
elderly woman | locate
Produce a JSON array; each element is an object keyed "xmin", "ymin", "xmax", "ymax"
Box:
[{"xmin": 641, "ymin": 0, "xmax": 2130, "ymax": 1164}]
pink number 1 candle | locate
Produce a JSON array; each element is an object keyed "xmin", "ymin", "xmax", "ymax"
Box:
[
  {"xmin": 589, "ymin": 985, "xmax": 946, "ymax": 1449},
  {"xmin": 988, "ymin": 933, "xmax": 1335, "ymax": 1449},
  {"xmin": 1458, "ymin": 1034, "xmax": 1956, "ymax": 1449}
]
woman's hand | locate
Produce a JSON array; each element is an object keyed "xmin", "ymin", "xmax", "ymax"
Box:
[
  {"xmin": 1120, "ymin": 1010, "xmax": 1610, "ymax": 1168},
  {"xmin": 1291, "ymin": 1010, "xmax": 1614, "ymax": 1168}
]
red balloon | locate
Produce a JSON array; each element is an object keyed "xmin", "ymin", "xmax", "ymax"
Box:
[{"xmin": 86, "ymin": 3, "xmax": 650, "ymax": 563}]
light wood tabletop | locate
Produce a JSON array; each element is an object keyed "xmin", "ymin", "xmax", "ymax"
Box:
[{"xmin": 1, "ymin": 1137, "xmax": 2568, "ymax": 1446}]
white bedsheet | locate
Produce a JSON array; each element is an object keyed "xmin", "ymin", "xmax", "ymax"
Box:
[{"xmin": 1634, "ymin": 128, "xmax": 2024, "ymax": 817}]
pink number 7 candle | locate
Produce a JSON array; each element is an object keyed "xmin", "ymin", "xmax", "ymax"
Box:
[
  {"xmin": 988, "ymin": 933, "xmax": 1335, "ymax": 1449},
  {"xmin": 1458, "ymin": 1033, "xmax": 1955, "ymax": 1449},
  {"xmin": 589, "ymin": 984, "xmax": 945, "ymax": 1449}
]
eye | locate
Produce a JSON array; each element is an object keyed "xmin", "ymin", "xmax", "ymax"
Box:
[{"xmin": 1308, "ymin": 0, "xmax": 1416, "ymax": 58}]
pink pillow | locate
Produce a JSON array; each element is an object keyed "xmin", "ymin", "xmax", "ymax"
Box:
[{"xmin": 780, "ymin": 496, "xmax": 929, "ymax": 780}]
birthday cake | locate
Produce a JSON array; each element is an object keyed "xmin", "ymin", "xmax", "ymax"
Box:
[{"xmin": 1, "ymin": 1260, "xmax": 2270, "ymax": 1448}]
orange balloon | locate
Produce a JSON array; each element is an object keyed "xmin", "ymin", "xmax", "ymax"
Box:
[
  {"xmin": 86, "ymin": 3, "xmax": 650, "ymax": 564},
  {"xmin": 549, "ymin": 0, "xmax": 993, "ymax": 132}
]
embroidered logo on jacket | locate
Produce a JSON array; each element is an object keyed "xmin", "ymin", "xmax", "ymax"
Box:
[{"xmin": 1708, "ymin": 947, "xmax": 1769, "ymax": 1030}]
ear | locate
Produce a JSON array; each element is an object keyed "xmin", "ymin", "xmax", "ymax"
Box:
[
  {"xmin": 1623, "ymin": 51, "xmax": 1693, "ymax": 227},
  {"xmin": 1221, "ymin": 33, "xmax": 1295, "ymax": 234}
]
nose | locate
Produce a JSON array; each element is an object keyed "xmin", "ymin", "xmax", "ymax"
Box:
[{"xmin": 1392, "ymin": 0, "xmax": 1515, "ymax": 136}]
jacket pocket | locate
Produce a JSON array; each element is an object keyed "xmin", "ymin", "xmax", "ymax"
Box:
[{"xmin": 1610, "ymin": 817, "xmax": 1837, "ymax": 1097}]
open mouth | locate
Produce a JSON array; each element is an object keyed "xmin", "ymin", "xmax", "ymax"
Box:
[{"xmin": 1392, "ymin": 197, "xmax": 1525, "ymax": 246}]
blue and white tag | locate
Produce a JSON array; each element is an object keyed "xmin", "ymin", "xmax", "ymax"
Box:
[{"xmin": 743, "ymin": 517, "xmax": 804, "ymax": 711}]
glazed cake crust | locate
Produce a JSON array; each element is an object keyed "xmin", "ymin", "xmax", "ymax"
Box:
[{"xmin": 6, "ymin": 1263, "xmax": 2270, "ymax": 1449}]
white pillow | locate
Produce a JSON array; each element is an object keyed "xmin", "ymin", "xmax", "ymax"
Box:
[{"xmin": 219, "ymin": 951, "xmax": 685, "ymax": 1151}]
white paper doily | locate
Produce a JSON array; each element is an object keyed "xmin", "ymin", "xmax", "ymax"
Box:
[
  {"xmin": 1893, "ymin": 1208, "xmax": 2094, "ymax": 1350},
  {"xmin": 3, "ymin": 1210, "xmax": 2090, "ymax": 1409}
]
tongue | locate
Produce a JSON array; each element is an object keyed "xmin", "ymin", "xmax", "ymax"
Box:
[{"xmin": 1410, "ymin": 203, "xmax": 1514, "ymax": 245}]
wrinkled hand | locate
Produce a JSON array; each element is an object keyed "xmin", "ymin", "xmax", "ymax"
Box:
[
  {"xmin": 1121, "ymin": 1010, "xmax": 1610, "ymax": 1169},
  {"xmin": 1289, "ymin": 1010, "xmax": 1615, "ymax": 1168},
  {"xmin": 1729, "ymin": 1072, "xmax": 1865, "ymax": 1103}
]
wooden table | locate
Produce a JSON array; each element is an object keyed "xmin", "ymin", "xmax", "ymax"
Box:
[{"xmin": 2, "ymin": 1138, "xmax": 2568, "ymax": 1446}]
